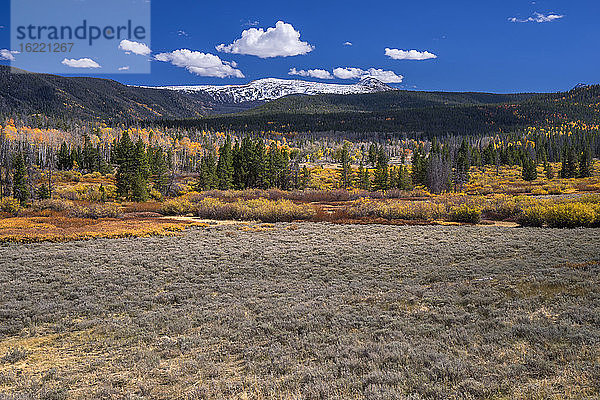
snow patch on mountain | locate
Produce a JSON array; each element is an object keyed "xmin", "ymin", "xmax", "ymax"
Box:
[{"xmin": 142, "ymin": 77, "xmax": 394, "ymax": 104}]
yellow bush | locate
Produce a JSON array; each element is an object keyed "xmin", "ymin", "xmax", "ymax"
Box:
[
  {"xmin": 195, "ymin": 198, "xmax": 314, "ymax": 222},
  {"xmin": 149, "ymin": 188, "xmax": 164, "ymax": 201},
  {"xmin": 31, "ymin": 199, "xmax": 73, "ymax": 212},
  {"xmin": 518, "ymin": 204, "xmax": 547, "ymax": 227},
  {"xmin": 66, "ymin": 202, "xmax": 122, "ymax": 219},
  {"xmin": 55, "ymin": 184, "xmax": 116, "ymax": 201},
  {"xmin": 347, "ymin": 199, "xmax": 445, "ymax": 221},
  {"xmin": 449, "ymin": 205, "xmax": 481, "ymax": 224},
  {"xmin": 238, "ymin": 198, "xmax": 315, "ymax": 222},
  {"xmin": 0, "ymin": 197, "xmax": 21, "ymax": 215},
  {"xmin": 519, "ymin": 201, "xmax": 600, "ymax": 228},
  {"xmin": 160, "ymin": 198, "xmax": 194, "ymax": 215},
  {"xmin": 195, "ymin": 197, "xmax": 237, "ymax": 220},
  {"xmin": 545, "ymin": 203, "xmax": 598, "ymax": 228}
]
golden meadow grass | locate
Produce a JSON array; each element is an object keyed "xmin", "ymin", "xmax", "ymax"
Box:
[{"xmin": 0, "ymin": 216, "xmax": 206, "ymax": 243}]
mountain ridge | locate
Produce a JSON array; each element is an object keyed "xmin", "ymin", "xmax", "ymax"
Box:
[
  {"xmin": 138, "ymin": 76, "xmax": 395, "ymax": 103},
  {"xmin": 2, "ymin": 65, "xmax": 599, "ymax": 137}
]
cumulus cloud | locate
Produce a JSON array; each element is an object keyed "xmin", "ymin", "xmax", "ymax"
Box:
[
  {"xmin": 509, "ymin": 12, "xmax": 564, "ymax": 23},
  {"xmin": 343, "ymin": 41, "xmax": 352, "ymax": 46},
  {"xmin": 118, "ymin": 66, "xmax": 130, "ymax": 71},
  {"xmin": 216, "ymin": 21, "xmax": 314, "ymax": 58},
  {"xmin": 154, "ymin": 49, "xmax": 244, "ymax": 78},
  {"xmin": 0, "ymin": 49, "xmax": 16, "ymax": 61},
  {"xmin": 119, "ymin": 40, "xmax": 151, "ymax": 56},
  {"xmin": 288, "ymin": 68, "xmax": 333, "ymax": 79},
  {"xmin": 333, "ymin": 67, "xmax": 403, "ymax": 83},
  {"xmin": 385, "ymin": 48, "xmax": 437, "ymax": 60},
  {"xmin": 61, "ymin": 58, "xmax": 101, "ymax": 68},
  {"xmin": 332, "ymin": 67, "xmax": 365, "ymax": 80}
]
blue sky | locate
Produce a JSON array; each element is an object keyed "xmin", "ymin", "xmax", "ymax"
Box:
[{"xmin": 1, "ymin": 0, "xmax": 599, "ymax": 93}]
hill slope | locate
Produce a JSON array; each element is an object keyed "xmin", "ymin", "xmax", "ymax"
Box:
[
  {"xmin": 2, "ymin": 66, "xmax": 599, "ymax": 138},
  {"xmin": 156, "ymin": 85, "xmax": 600, "ymax": 138},
  {"xmin": 243, "ymin": 89, "xmax": 536, "ymax": 115},
  {"xmin": 0, "ymin": 67, "xmax": 393, "ymax": 120},
  {"xmin": 0, "ymin": 66, "xmax": 218, "ymax": 120}
]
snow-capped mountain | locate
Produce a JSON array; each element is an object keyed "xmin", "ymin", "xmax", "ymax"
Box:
[{"xmin": 143, "ymin": 77, "xmax": 394, "ymax": 104}]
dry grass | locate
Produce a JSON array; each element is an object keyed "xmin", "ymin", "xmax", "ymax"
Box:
[
  {"xmin": 0, "ymin": 216, "xmax": 205, "ymax": 243},
  {"xmin": 0, "ymin": 224, "xmax": 598, "ymax": 399}
]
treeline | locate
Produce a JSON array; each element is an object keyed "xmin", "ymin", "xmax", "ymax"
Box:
[
  {"xmin": 193, "ymin": 136, "xmax": 309, "ymax": 191},
  {"xmin": 0, "ymin": 124, "xmax": 598, "ymax": 204},
  {"xmin": 335, "ymin": 128, "xmax": 597, "ymax": 194},
  {"xmin": 1, "ymin": 132, "xmax": 173, "ymax": 204}
]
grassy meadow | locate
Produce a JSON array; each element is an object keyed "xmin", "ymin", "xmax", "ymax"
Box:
[{"xmin": 0, "ymin": 223, "xmax": 599, "ymax": 399}]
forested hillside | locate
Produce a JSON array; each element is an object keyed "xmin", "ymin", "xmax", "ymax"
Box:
[
  {"xmin": 2, "ymin": 65, "xmax": 599, "ymax": 140},
  {"xmin": 156, "ymin": 85, "xmax": 600, "ymax": 139},
  {"xmin": 0, "ymin": 66, "xmax": 260, "ymax": 120},
  {"xmin": 241, "ymin": 90, "xmax": 537, "ymax": 114}
]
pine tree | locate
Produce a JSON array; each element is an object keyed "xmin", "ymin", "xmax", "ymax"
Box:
[
  {"xmin": 522, "ymin": 156, "xmax": 537, "ymax": 181},
  {"xmin": 358, "ymin": 160, "xmax": 370, "ymax": 190},
  {"xmin": 544, "ymin": 159, "xmax": 554, "ymax": 180},
  {"xmin": 300, "ymin": 165, "xmax": 311, "ymax": 189},
  {"xmin": 454, "ymin": 139, "xmax": 470, "ymax": 188},
  {"xmin": 149, "ymin": 146, "xmax": 169, "ymax": 195},
  {"xmin": 579, "ymin": 146, "xmax": 592, "ymax": 178},
  {"xmin": 131, "ymin": 139, "xmax": 150, "ymax": 201},
  {"xmin": 82, "ymin": 135, "xmax": 96, "ymax": 172},
  {"xmin": 114, "ymin": 133, "xmax": 149, "ymax": 200},
  {"xmin": 398, "ymin": 166, "xmax": 412, "ymax": 190},
  {"xmin": 372, "ymin": 146, "xmax": 389, "ymax": 191},
  {"xmin": 253, "ymin": 138, "xmax": 267, "ymax": 189},
  {"xmin": 198, "ymin": 149, "xmax": 218, "ymax": 190},
  {"xmin": 560, "ymin": 146, "xmax": 578, "ymax": 178},
  {"xmin": 388, "ymin": 167, "xmax": 398, "ymax": 189},
  {"xmin": 70, "ymin": 146, "xmax": 82, "ymax": 170},
  {"xmin": 216, "ymin": 136, "xmax": 234, "ymax": 190},
  {"xmin": 368, "ymin": 143, "xmax": 378, "ymax": 167},
  {"xmin": 12, "ymin": 151, "xmax": 29, "ymax": 205},
  {"xmin": 57, "ymin": 142, "xmax": 72, "ymax": 170},
  {"xmin": 339, "ymin": 141, "xmax": 352, "ymax": 189},
  {"xmin": 411, "ymin": 145, "xmax": 428, "ymax": 186}
]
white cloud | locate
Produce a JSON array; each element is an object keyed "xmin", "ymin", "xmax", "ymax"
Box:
[
  {"xmin": 343, "ymin": 41, "xmax": 352, "ymax": 46},
  {"xmin": 216, "ymin": 21, "xmax": 314, "ymax": 58},
  {"xmin": 333, "ymin": 67, "xmax": 403, "ymax": 83},
  {"xmin": 0, "ymin": 49, "xmax": 16, "ymax": 61},
  {"xmin": 385, "ymin": 48, "xmax": 437, "ymax": 60},
  {"xmin": 289, "ymin": 68, "xmax": 333, "ymax": 79},
  {"xmin": 154, "ymin": 49, "xmax": 244, "ymax": 78},
  {"xmin": 509, "ymin": 12, "xmax": 564, "ymax": 23},
  {"xmin": 363, "ymin": 68, "xmax": 404, "ymax": 83},
  {"xmin": 177, "ymin": 30, "xmax": 188, "ymax": 37},
  {"xmin": 332, "ymin": 67, "xmax": 365, "ymax": 80},
  {"xmin": 118, "ymin": 40, "xmax": 151, "ymax": 56},
  {"xmin": 61, "ymin": 58, "xmax": 101, "ymax": 68},
  {"xmin": 118, "ymin": 66, "xmax": 130, "ymax": 71}
]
